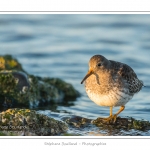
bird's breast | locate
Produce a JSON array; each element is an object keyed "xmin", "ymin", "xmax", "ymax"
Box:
[
  {"xmin": 84, "ymin": 73, "xmax": 133, "ymax": 107},
  {"xmin": 86, "ymin": 88, "xmax": 133, "ymax": 107}
]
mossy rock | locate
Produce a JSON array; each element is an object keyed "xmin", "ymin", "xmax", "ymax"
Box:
[
  {"xmin": 92, "ymin": 117, "xmax": 150, "ymax": 131},
  {"xmin": 28, "ymin": 75, "xmax": 64, "ymax": 107},
  {"xmin": 0, "ymin": 71, "xmax": 80, "ymax": 108},
  {"xmin": 0, "ymin": 55, "xmax": 25, "ymax": 72},
  {"xmin": 0, "ymin": 55, "xmax": 80, "ymax": 108},
  {"xmin": 64, "ymin": 116, "xmax": 92, "ymax": 128},
  {"xmin": 0, "ymin": 108, "xmax": 68, "ymax": 136},
  {"xmin": 0, "ymin": 71, "xmax": 30, "ymax": 108},
  {"xmin": 63, "ymin": 115, "xmax": 150, "ymax": 132},
  {"xmin": 42, "ymin": 77, "xmax": 80, "ymax": 99}
]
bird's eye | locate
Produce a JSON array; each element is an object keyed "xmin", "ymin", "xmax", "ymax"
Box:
[{"xmin": 97, "ymin": 63, "xmax": 102, "ymax": 67}]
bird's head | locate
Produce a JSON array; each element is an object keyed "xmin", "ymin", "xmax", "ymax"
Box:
[{"xmin": 81, "ymin": 55, "xmax": 110, "ymax": 84}]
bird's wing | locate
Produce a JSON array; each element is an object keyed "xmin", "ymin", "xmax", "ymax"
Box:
[{"xmin": 109, "ymin": 60, "xmax": 143, "ymax": 93}]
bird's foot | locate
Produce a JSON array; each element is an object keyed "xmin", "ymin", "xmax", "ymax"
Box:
[
  {"xmin": 102, "ymin": 114, "xmax": 117, "ymax": 123},
  {"xmin": 95, "ymin": 114, "xmax": 117, "ymax": 124}
]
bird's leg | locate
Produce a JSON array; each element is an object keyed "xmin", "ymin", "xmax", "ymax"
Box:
[
  {"xmin": 102, "ymin": 106, "xmax": 113, "ymax": 121},
  {"xmin": 103, "ymin": 106, "xmax": 125, "ymax": 123},
  {"xmin": 110, "ymin": 106, "xmax": 113, "ymax": 116},
  {"xmin": 112, "ymin": 106, "xmax": 125, "ymax": 122},
  {"xmin": 115, "ymin": 106, "xmax": 125, "ymax": 116},
  {"xmin": 116, "ymin": 106, "xmax": 125, "ymax": 116}
]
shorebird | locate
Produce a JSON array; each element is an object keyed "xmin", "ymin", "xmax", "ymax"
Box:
[{"xmin": 81, "ymin": 55, "xmax": 143, "ymax": 122}]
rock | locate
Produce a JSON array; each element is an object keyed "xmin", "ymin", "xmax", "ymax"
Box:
[
  {"xmin": 62, "ymin": 115, "xmax": 150, "ymax": 135},
  {"xmin": 0, "ymin": 108, "xmax": 68, "ymax": 136},
  {"xmin": 43, "ymin": 78, "xmax": 80, "ymax": 99},
  {"xmin": 28, "ymin": 75, "xmax": 64, "ymax": 107},
  {"xmin": 0, "ymin": 57, "xmax": 5, "ymax": 70},
  {"xmin": 0, "ymin": 55, "xmax": 25, "ymax": 72},
  {"xmin": 92, "ymin": 117, "xmax": 150, "ymax": 131},
  {"xmin": 0, "ymin": 55, "xmax": 80, "ymax": 108},
  {"xmin": 0, "ymin": 70, "xmax": 30, "ymax": 108},
  {"xmin": 0, "ymin": 70, "xmax": 30, "ymax": 92},
  {"xmin": 63, "ymin": 116, "xmax": 92, "ymax": 128}
]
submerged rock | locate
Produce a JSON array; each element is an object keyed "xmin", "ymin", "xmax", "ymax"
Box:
[
  {"xmin": 0, "ymin": 55, "xmax": 80, "ymax": 108},
  {"xmin": 0, "ymin": 108, "xmax": 68, "ymax": 136}
]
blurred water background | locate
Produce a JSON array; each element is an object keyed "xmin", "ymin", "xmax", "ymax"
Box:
[{"xmin": 0, "ymin": 14, "xmax": 150, "ymax": 123}]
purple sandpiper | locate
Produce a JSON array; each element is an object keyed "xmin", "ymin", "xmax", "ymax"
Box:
[{"xmin": 81, "ymin": 55, "xmax": 143, "ymax": 122}]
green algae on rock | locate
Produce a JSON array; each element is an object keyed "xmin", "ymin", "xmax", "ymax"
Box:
[{"xmin": 0, "ymin": 108, "xmax": 68, "ymax": 136}]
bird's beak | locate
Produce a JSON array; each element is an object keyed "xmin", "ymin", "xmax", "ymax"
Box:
[{"xmin": 81, "ymin": 69, "xmax": 94, "ymax": 84}]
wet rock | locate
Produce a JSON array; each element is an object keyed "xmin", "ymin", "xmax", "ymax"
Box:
[
  {"xmin": 43, "ymin": 78, "xmax": 80, "ymax": 99},
  {"xmin": 0, "ymin": 70, "xmax": 30, "ymax": 108},
  {"xmin": 92, "ymin": 117, "xmax": 150, "ymax": 131},
  {"xmin": 28, "ymin": 75, "xmax": 64, "ymax": 107},
  {"xmin": 0, "ymin": 55, "xmax": 80, "ymax": 108},
  {"xmin": 63, "ymin": 116, "xmax": 92, "ymax": 128},
  {"xmin": 0, "ymin": 70, "xmax": 30, "ymax": 92},
  {"xmin": 0, "ymin": 108, "xmax": 68, "ymax": 136},
  {"xmin": 62, "ymin": 115, "xmax": 150, "ymax": 136}
]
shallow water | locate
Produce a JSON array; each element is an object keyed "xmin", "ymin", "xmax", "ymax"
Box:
[{"xmin": 0, "ymin": 14, "xmax": 150, "ymax": 135}]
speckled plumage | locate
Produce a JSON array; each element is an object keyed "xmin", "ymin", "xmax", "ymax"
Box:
[{"xmin": 81, "ymin": 55, "xmax": 143, "ymax": 121}]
